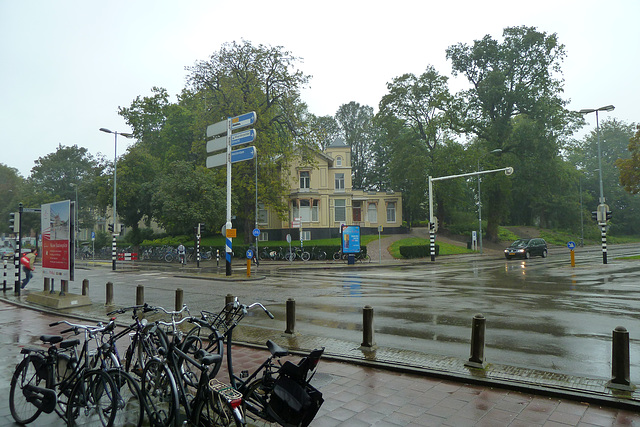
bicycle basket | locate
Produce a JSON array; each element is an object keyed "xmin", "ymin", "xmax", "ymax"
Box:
[
  {"xmin": 201, "ymin": 305, "xmax": 245, "ymax": 335},
  {"xmin": 266, "ymin": 376, "xmax": 324, "ymax": 427}
]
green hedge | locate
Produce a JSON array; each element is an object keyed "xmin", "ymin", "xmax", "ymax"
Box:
[{"xmin": 399, "ymin": 244, "xmax": 439, "ymax": 258}]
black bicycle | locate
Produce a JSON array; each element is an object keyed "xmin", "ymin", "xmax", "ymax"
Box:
[
  {"xmin": 198, "ymin": 298, "xmax": 324, "ymax": 426},
  {"xmin": 10, "ymin": 319, "xmax": 120, "ymax": 426},
  {"xmin": 141, "ymin": 313, "xmax": 245, "ymax": 426}
]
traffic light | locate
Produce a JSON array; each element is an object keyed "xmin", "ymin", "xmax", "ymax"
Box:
[
  {"xmin": 199, "ymin": 223, "xmax": 206, "ymax": 232},
  {"xmin": 591, "ymin": 211, "xmax": 598, "ymax": 221},
  {"xmin": 9, "ymin": 212, "xmax": 16, "ymax": 232},
  {"xmin": 606, "ymin": 211, "xmax": 613, "ymax": 221},
  {"xmin": 108, "ymin": 223, "xmax": 114, "ymax": 233}
]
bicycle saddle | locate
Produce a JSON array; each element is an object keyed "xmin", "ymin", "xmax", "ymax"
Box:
[
  {"xmin": 267, "ymin": 340, "xmax": 288, "ymax": 357},
  {"xmin": 39, "ymin": 335, "xmax": 63, "ymax": 344}
]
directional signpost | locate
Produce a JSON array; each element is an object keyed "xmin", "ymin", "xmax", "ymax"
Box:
[{"xmin": 206, "ymin": 111, "xmax": 258, "ymax": 276}]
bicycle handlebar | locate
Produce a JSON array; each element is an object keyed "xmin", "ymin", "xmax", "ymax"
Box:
[
  {"xmin": 106, "ymin": 303, "xmax": 158, "ymax": 316},
  {"xmin": 155, "ymin": 316, "xmax": 192, "ymax": 328},
  {"xmin": 246, "ymin": 302, "xmax": 275, "ymax": 319},
  {"xmin": 50, "ymin": 319, "xmax": 117, "ymax": 336},
  {"xmin": 155, "ymin": 304, "xmax": 190, "ymax": 317}
]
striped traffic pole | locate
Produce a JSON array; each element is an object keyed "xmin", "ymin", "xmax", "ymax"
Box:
[
  {"xmin": 112, "ymin": 234, "xmax": 117, "ymax": 271},
  {"xmin": 430, "ymin": 231, "xmax": 436, "ymax": 262},
  {"xmin": 601, "ymin": 225, "xmax": 608, "ymax": 265}
]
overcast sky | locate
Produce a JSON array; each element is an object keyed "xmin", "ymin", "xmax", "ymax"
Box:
[{"xmin": 1, "ymin": 0, "xmax": 638, "ymax": 178}]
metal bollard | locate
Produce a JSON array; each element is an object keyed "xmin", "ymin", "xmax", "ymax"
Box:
[
  {"xmin": 82, "ymin": 279, "xmax": 89, "ymax": 296},
  {"xmin": 60, "ymin": 280, "xmax": 68, "ymax": 296},
  {"xmin": 50, "ymin": 279, "xmax": 55, "ymax": 294},
  {"xmin": 3, "ymin": 259, "xmax": 7, "ymax": 292},
  {"xmin": 136, "ymin": 285, "xmax": 144, "ymax": 306},
  {"xmin": 608, "ymin": 326, "xmax": 633, "ymax": 390},
  {"xmin": 105, "ymin": 282, "xmax": 114, "ymax": 306},
  {"xmin": 175, "ymin": 288, "xmax": 184, "ymax": 312},
  {"xmin": 285, "ymin": 298, "xmax": 295, "ymax": 335},
  {"xmin": 361, "ymin": 305, "xmax": 376, "ymax": 349},
  {"xmin": 44, "ymin": 277, "xmax": 50, "ymax": 292},
  {"xmin": 465, "ymin": 314, "xmax": 486, "ymax": 369}
]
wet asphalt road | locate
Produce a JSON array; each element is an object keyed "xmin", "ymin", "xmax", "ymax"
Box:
[{"xmin": 5, "ymin": 242, "xmax": 640, "ymax": 383}]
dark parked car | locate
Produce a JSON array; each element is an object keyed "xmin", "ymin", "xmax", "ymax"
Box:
[{"xmin": 504, "ymin": 238, "xmax": 548, "ymax": 260}]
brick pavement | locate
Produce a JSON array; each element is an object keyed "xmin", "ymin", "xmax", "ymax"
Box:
[{"xmin": 1, "ymin": 297, "xmax": 639, "ymax": 426}]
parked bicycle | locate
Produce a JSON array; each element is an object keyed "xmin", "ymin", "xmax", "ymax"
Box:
[
  {"xmin": 141, "ymin": 305, "xmax": 245, "ymax": 426},
  {"xmin": 10, "ymin": 319, "xmax": 121, "ymax": 426},
  {"xmin": 198, "ymin": 298, "xmax": 324, "ymax": 426}
]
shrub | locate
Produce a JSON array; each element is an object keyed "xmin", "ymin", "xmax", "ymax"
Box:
[{"xmin": 399, "ymin": 245, "xmax": 439, "ymax": 258}]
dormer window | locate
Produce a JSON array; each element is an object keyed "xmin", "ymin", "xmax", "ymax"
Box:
[{"xmin": 336, "ymin": 156, "xmax": 343, "ymax": 167}]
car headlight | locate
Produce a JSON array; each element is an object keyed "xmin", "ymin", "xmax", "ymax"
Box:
[{"xmin": 517, "ymin": 249, "xmax": 524, "ymax": 253}]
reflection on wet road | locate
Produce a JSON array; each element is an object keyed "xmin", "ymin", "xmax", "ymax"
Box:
[{"xmin": 249, "ymin": 249, "xmax": 640, "ymax": 382}]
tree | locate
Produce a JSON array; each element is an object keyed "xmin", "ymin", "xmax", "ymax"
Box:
[
  {"xmin": 378, "ymin": 66, "xmax": 451, "ymax": 155},
  {"xmin": 617, "ymin": 125, "xmax": 640, "ymax": 195},
  {"xmin": 446, "ymin": 26, "xmax": 579, "ymax": 240},
  {"xmin": 335, "ymin": 102, "xmax": 376, "ymax": 189},
  {"xmin": 185, "ymin": 41, "xmax": 312, "ymax": 240},
  {"xmin": 152, "ymin": 161, "xmax": 225, "ymax": 235},
  {"xmin": 569, "ymin": 119, "xmax": 640, "ymax": 235}
]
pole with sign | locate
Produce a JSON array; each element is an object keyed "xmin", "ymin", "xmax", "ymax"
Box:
[
  {"xmin": 568, "ymin": 241, "xmax": 576, "ymax": 267},
  {"xmin": 206, "ymin": 112, "xmax": 257, "ymax": 276}
]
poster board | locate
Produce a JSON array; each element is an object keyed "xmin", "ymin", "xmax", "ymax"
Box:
[
  {"xmin": 41, "ymin": 200, "xmax": 74, "ymax": 281},
  {"xmin": 341, "ymin": 224, "xmax": 361, "ymax": 254}
]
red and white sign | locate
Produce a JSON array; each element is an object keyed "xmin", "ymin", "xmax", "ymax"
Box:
[{"xmin": 41, "ymin": 200, "xmax": 72, "ymax": 281}]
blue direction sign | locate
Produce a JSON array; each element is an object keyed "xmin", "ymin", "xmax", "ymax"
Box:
[
  {"xmin": 206, "ymin": 129, "xmax": 257, "ymax": 153},
  {"xmin": 567, "ymin": 241, "xmax": 576, "ymax": 250},
  {"xmin": 231, "ymin": 111, "xmax": 256, "ymax": 131},
  {"xmin": 252, "ymin": 228, "xmax": 261, "ymax": 237},
  {"xmin": 230, "ymin": 146, "xmax": 256, "ymax": 164}
]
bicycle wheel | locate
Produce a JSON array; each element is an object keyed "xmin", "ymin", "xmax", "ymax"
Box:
[
  {"xmin": 193, "ymin": 390, "xmax": 244, "ymax": 427},
  {"xmin": 332, "ymin": 251, "xmax": 341, "ymax": 261},
  {"xmin": 317, "ymin": 251, "xmax": 327, "ymax": 261},
  {"xmin": 242, "ymin": 378, "xmax": 273, "ymax": 425},
  {"xmin": 10, "ymin": 355, "xmax": 47, "ymax": 424},
  {"xmin": 141, "ymin": 359, "xmax": 178, "ymax": 427},
  {"xmin": 181, "ymin": 322, "xmax": 223, "ymax": 383},
  {"xmin": 66, "ymin": 369, "xmax": 118, "ymax": 427},
  {"xmin": 108, "ymin": 369, "xmax": 144, "ymax": 427},
  {"xmin": 301, "ymin": 251, "xmax": 311, "ymax": 261}
]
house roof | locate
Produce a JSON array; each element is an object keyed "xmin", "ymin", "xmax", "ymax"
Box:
[{"xmin": 327, "ymin": 137, "xmax": 349, "ymax": 148}]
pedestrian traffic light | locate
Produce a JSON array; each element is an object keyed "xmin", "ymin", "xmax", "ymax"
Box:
[
  {"xmin": 9, "ymin": 212, "xmax": 15, "ymax": 232},
  {"xmin": 606, "ymin": 211, "xmax": 613, "ymax": 221},
  {"xmin": 108, "ymin": 223, "xmax": 114, "ymax": 233},
  {"xmin": 591, "ymin": 211, "xmax": 598, "ymax": 221}
]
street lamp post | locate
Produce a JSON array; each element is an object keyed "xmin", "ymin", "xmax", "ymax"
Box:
[
  {"xmin": 99, "ymin": 128, "xmax": 133, "ymax": 271},
  {"xmin": 579, "ymin": 105, "xmax": 615, "ymax": 264},
  {"xmin": 477, "ymin": 149, "xmax": 502, "ymax": 254}
]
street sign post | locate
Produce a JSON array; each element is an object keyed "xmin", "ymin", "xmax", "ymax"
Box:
[
  {"xmin": 206, "ymin": 112, "xmax": 257, "ymax": 276},
  {"xmin": 568, "ymin": 241, "xmax": 576, "ymax": 267}
]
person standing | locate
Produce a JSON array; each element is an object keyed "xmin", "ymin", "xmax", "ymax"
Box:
[
  {"xmin": 177, "ymin": 243, "xmax": 186, "ymax": 265},
  {"xmin": 20, "ymin": 250, "xmax": 37, "ymax": 289}
]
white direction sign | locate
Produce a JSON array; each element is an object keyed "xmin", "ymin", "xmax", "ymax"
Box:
[
  {"xmin": 206, "ymin": 129, "xmax": 257, "ymax": 153},
  {"xmin": 206, "ymin": 152, "xmax": 227, "ymax": 169},
  {"xmin": 206, "ymin": 120, "xmax": 227, "ymax": 138}
]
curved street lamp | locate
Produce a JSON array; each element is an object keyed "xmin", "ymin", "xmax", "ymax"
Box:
[{"xmin": 99, "ymin": 128, "xmax": 133, "ymax": 270}]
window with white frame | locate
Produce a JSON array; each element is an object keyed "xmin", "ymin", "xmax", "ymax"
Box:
[
  {"xmin": 299, "ymin": 199, "xmax": 311, "ymax": 222},
  {"xmin": 335, "ymin": 173, "xmax": 345, "ymax": 191},
  {"xmin": 301, "ymin": 230, "xmax": 311, "ymax": 241},
  {"xmin": 386, "ymin": 202, "xmax": 396, "ymax": 223},
  {"xmin": 299, "ymin": 171, "xmax": 310, "ymax": 189},
  {"xmin": 334, "ymin": 199, "xmax": 346, "ymax": 222},
  {"xmin": 312, "ymin": 200, "xmax": 319, "ymax": 222},
  {"xmin": 258, "ymin": 231, "xmax": 268, "ymax": 241},
  {"xmin": 368, "ymin": 203, "xmax": 377, "ymax": 223},
  {"xmin": 336, "ymin": 156, "xmax": 343, "ymax": 167}
]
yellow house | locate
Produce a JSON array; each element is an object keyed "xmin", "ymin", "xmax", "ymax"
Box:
[{"xmin": 257, "ymin": 138, "xmax": 403, "ymax": 241}]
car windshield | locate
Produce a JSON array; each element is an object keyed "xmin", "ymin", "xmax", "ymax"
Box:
[{"xmin": 511, "ymin": 239, "xmax": 530, "ymax": 248}]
